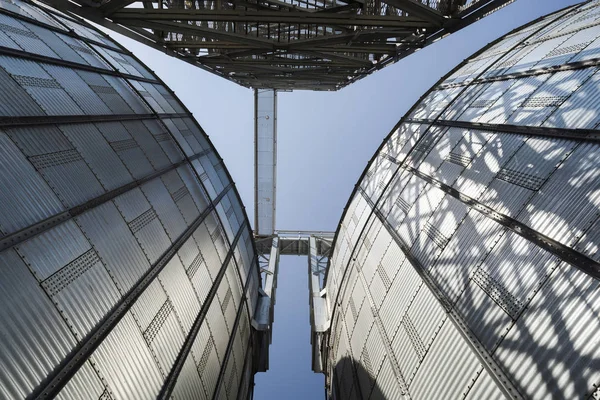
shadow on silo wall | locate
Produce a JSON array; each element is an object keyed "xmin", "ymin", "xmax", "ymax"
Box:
[{"xmin": 332, "ymin": 356, "xmax": 394, "ymax": 400}]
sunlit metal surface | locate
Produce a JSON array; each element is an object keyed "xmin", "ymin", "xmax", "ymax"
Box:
[
  {"xmin": 254, "ymin": 89, "xmax": 277, "ymax": 236},
  {"xmin": 324, "ymin": 1, "xmax": 600, "ymax": 398},
  {"xmin": 39, "ymin": 0, "xmax": 513, "ymax": 90},
  {"xmin": 0, "ymin": 1, "xmax": 263, "ymax": 398}
]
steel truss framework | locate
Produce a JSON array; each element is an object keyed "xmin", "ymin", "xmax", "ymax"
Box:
[
  {"xmin": 41, "ymin": 0, "xmax": 513, "ymax": 90},
  {"xmin": 252, "ymin": 231, "xmax": 334, "ymax": 372}
]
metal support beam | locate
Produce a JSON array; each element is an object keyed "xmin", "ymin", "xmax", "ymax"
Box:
[
  {"xmin": 252, "ymin": 231, "xmax": 334, "ymax": 375},
  {"xmin": 252, "ymin": 235, "xmax": 279, "ymax": 330},
  {"xmin": 112, "ymin": 9, "xmax": 432, "ymax": 28},
  {"xmin": 378, "ymin": 0, "xmax": 446, "ymax": 26},
  {"xmin": 252, "ymin": 235, "xmax": 280, "ymax": 372},
  {"xmin": 404, "ymin": 118, "xmax": 600, "ymax": 143},
  {"xmin": 254, "ymin": 89, "xmax": 277, "ymax": 237},
  {"xmin": 308, "ymin": 235, "xmax": 332, "ymax": 373}
]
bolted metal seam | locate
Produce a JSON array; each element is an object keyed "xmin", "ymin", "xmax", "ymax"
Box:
[
  {"xmin": 157, "ymin": 220, "xmax": 248, "ymax": 400},
  {"xmin": 28, "ymin": 183, "xmax": 232, "ymax": 399}
]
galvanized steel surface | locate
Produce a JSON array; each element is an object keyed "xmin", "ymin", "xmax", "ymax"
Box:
[
  {"xmin": 326, "ymin": 1, "xmax": 600, "ymax": 399},
  {"xmin": 0, "ymin": 1, "xmax": 259, "ymax": 399}
]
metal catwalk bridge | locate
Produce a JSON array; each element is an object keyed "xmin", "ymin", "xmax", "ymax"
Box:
[{"xmin": 41, "ymin": 0, "xmax": 513, "ymax": 91}]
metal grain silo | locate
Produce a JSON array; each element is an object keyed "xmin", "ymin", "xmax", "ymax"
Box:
[
  {"xmin": 0, "ymin": 1, "xmax": 261, "ymax": 398},
  {"xmin": 324, "ymin": 2, "xmax": 600, "ymax": 398}
]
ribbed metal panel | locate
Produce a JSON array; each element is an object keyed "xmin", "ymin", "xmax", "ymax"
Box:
[
  {"xmin": 495, "ymin": 263, "xmax": 600, "ymax": 399},
  {"xmin": 535, "ymin": 27, "xmax": 599, "ymax": 69},
  {"xmin": 170, "ymin": 352, "xmax": 206, "ymax": 400},
  {"xmin": 391, "ymin": 317, "xmax": 421, "ymax": 386},
  {"xmin": 65, "ymin": 36, "xmax": 111, "ymax": 69},
  {"xmin": 519, "ymin": 142, "xmax": 600, "ymax": 247},
  {"xmin": 142, "ymin": 177, "xmax": 188, "ymax": 240},
  {"xmin": 163, "ymin": 118, "xmax": 195, "ymax": 155},
  {"xmin": 104, "ymin": 75, "xmax": 150, "ymax": 114},
  {"xmin": 398, "ymin": 184, "xmax": 444, "ymax": 248},
  {"xmin": 97, "ymin": 121, "xmax": 156, "ymax": 180},
  {"xmin": 171, "ymin": 168, "xmax": 201, "ymax": 224},
  {"xmin": 547, "ymin": 68, "xmax": 600, "ymax": 129},
  {"xmin": 409, "ymin": 321, "xmax": 480, "ymax": 399},
  {"xmin": 454, "ymin": 131, "xmax": 526, "ymax": 200},
  {"xmin": 41, "ymin": 251, "xmax": 120, "ymax": 339},
  {"xmin": 128, "ymin": 203, "xmax": 173, "ymax": 264},
  {"xmin": 405, "ymin": 283, "xmax": 445, "ymax": 350},
  {"xmin": 430, "ymin": 209, "xmax": 504, "ymax": 304},
  {"xmin": 464, "ymin": 368, "xmax": 506, "ymax": 400},
  {"xmin": 18, "ymin": 220, "xmax": 90, "ymax": 279},
  {"xmin": 458, "ymin": 80, "xmax": 515, "ymax": 122},
  {"xmin": 0, "ymin": 15, "xmax": 58, "ymax": 58},
  {"xmin": 441, "ymin": 82, "xmax": 491, "ymax": 121},
  {"xmin": 379, "ymin": 245, "xmax": 422, "ymax": 340},
  {"xmin": 409, "ymin": 88, "xmax": 460, "ymax": 121},
  {"xmin": 576, "ymin": 215, "xmax": 600, "ymax": 262},
  {"xmin": 231, "ymin": 320, "xmax": 246, "ymax": 373},
  {"xmin": 191, "ymin": 320, "xmax": 219, "ymax": 399},
  {"xmin": 0, "ymin": 249, "xmax": 77, "ymax": 399},
  {"xmin": 195, "ymin": 221, "xmax": 221, "ymax": 279},
  {"xmin": 132, "ymin": 279, "xmax": 168, "ymax": 331},
  {"xmin": 36, "ymin": 152, "xmax": 106, "ymax": 207},
  {"xmin": 219, "ymin": 278, "xmax": 236, "ymax": 334},
  {"xmin": 0, "ymin": 1, "xmax": 63, "ymax": 29},
  {"xmin": 179, "ymin": 163, "xmax": 210, "ymax": 208},
  {"xmin": 374, "ymin": 357, "xmax": 401, "ymax": 399},
  {"xmin": 129, "ymin": 120, "xmax": 177, "ymax": 169},
  {"xmin": 55, "ymin": 362, "xmax": 106, "ymax": 400},
  {"xmin": 190, "ymin": 253, "xmax": 215, "ymax": 303},
  {"xmin": 480, "ymin": 75, "xmax": 553, "ymax": 124},
  {"xmin": 90, "ymin": 313, "xmax": 163, "ymax": 399},
  {"xmin": 7, "ymin": 123, "xmax": 70, "ymax": 156},
  {"xmin": 0, "ymin": 130, "xmax": 65, "ymax": 234},
  {"xmin": 216, "ymin": 202, "xmax": 235, "ymax": 242},
  {"xmin": 378, "ymin": 234, "xmax": 407, "ymax": 286},
  {"xmin": 77, "ymin": 201, "xmax": 151, "ymax": 292},
  {"xmin": 0, "ymin": 56, "xmax": 84, "ymax": 115},
  {"xmin": 211, "ymin": 226, "xmax": 229, "ymax": 262},
  {"xmin": 379, "ymin": 169, "xmax": 411, "ymax": 219},
  {"xmin": 510, "ymin": 68, "xmax": 595, "ymax": 126},
  {"xmin": 226, "ymin": 262, "xmax": 242, "ymax": 309},
  {"xmin": 0, "ymin": 62, "xmax": 45, "ymax": 116},
  {"xmin": 208, "ymin": 264, "xmax": 233, "ymax": 360},
  {"xmin": 45, "ymin": 65, "xmax": 112, "ymax": 114},
  {"xmin": 160, "ymin": 256, "xmax": 201, "ymax": 333},
  {"xmin": 507, "ymin": 37, "xmax": 568, "ymax": 75},
  {"xmin": 149, "ymin": 300, "xmax": 186, "ymax": 374},
  {"xmin": 57, "ymin": 17, "xmax": 119, "ymax": 49},
  {"xmin": 62, "ymin": 123, "xmax": 133, "ymax": 190},
  {"xmin": 28, "ymin": 26, "xmax": 86, "ymax": 65},
  {"xmin": 361, "ymin": 223, "xmax": 392, "ymax": 288},
  {"xmin": 572, "ymin": 33, "xmax": 600, "ymax": 63},
  {"xmin": 454, "ymin": 278, "xmax": 513, "ymax": 350}
]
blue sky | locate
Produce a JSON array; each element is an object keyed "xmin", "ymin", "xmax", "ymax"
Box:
[{"xmin": 100, "ymin": 1, "xmax": 580, "ymax": 398}]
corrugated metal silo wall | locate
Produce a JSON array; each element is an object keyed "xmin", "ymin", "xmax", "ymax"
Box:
[
  {"xmin": 326, "ymin": 1, "xmax": 600, "ymax": 399},
  {"xmin": 0, "ymin": 1, "xmax": 260, "ymax": 399}
]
